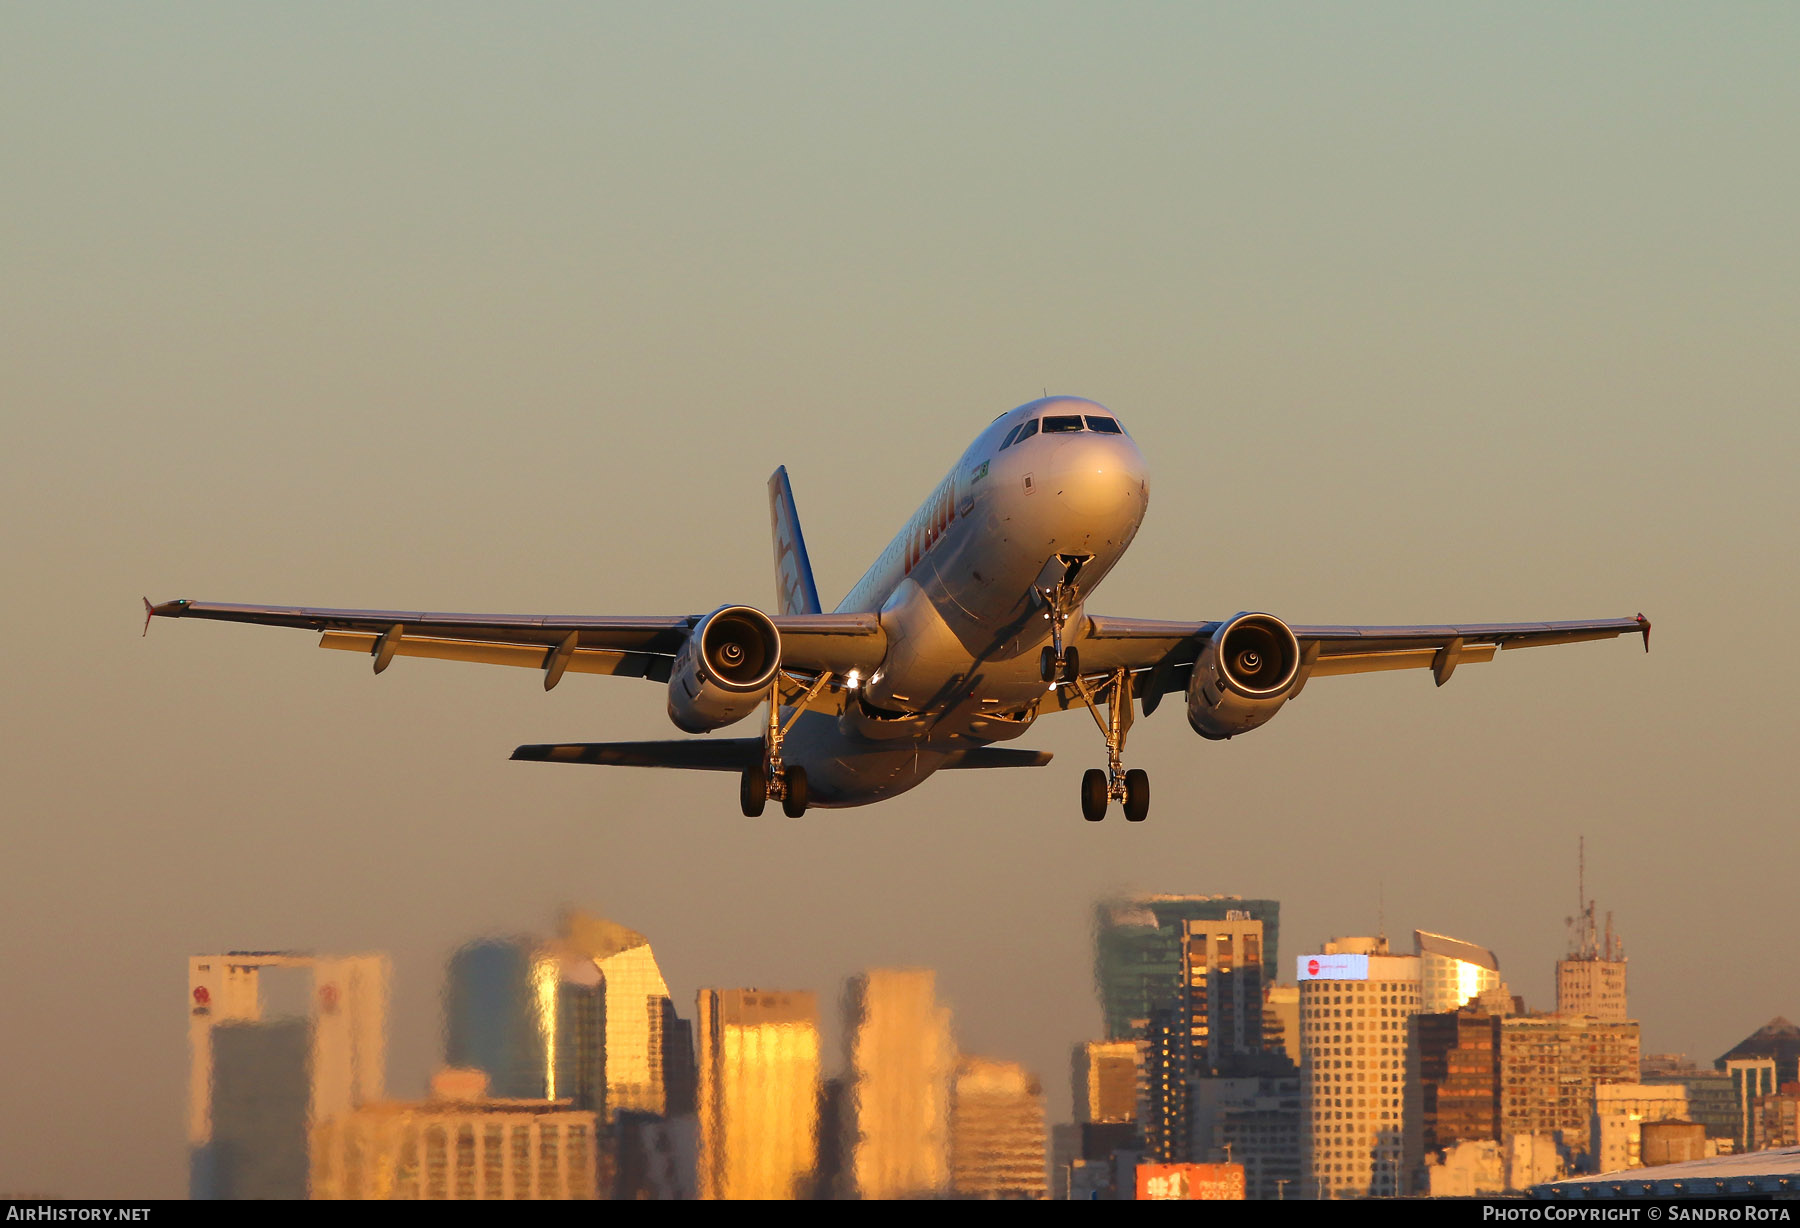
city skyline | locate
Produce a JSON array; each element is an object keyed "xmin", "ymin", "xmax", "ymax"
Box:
[
  {"xmin": 4, "ymin": 3, "xmax": 1796, "ymax": 1198},
  {"xmin": 176, "ymin": 896, "xmax": 1792, "ymax": 1199}
]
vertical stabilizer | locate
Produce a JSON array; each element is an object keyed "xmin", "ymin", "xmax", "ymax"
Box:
[{"xmin": 767, "ymin": 466, "xmax": 822, "ymax": 615}]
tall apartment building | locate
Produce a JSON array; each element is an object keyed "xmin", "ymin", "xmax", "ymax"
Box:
[
  {"xmin": 1094, "ymin": 896, "xmax": 1281, "ymax": 1041},
  {"xmin": 949, "ymin": 1057, "xmax": 1048, "ymax": 1199},
  {"xmin": 1298, "ymin": 938, "xmax": 1421, "ymax": 1199},
  {"xmin": 1143, "ymin": 917, "xmax": 1283, "ymax": 1162},
  {"xmin": 188, "ymin": 951, "xmax": 388, "ymax": 1200},
  {"xmin": 1497, "ymin": 1014, "xmax": 1640, "ymax": 1160},
  {"xmin": 843, "ymin": 968, "xmax": 956, "ymax": 1199},
  {"xmin": 696, "ymin": 988, "xmax": 820, "ymax": 1200}
]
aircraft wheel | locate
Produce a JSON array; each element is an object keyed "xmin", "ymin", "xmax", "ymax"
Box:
[
  {"xmin": 1123, "ymin": 768, "xmax": 1150, "ymax": 822},
  {"xmin": 1039, "ymin": 646, "xmax": 1058, "ymax": 683},
  {"xmin": 782, "ymin": 766, "xmax": 809, "ymax": 818},
  {"xmin": 740, "ymin": 766, "xmax": 767, "ymax": 818},
  {"xmin": 1081, "ymin": 769, "xmax": 1108, "ymax": 821},
  {"xmin": 1061, "ymin": 647, "xmax": 1081, "ymax": 683}
]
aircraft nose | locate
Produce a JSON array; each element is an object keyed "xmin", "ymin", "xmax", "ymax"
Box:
[{"xmin": 1045, "ymin": 434, "xmax": 1149, "ymax": 519}]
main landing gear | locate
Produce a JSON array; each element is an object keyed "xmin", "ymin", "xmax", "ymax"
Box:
[
  {"xmin": 1068, "ymin": 666, "xmax": 1150, "ymax": 822},
  {"xmin": 740, "ymin": 670, "xmax": 833, "ymax": 819}
]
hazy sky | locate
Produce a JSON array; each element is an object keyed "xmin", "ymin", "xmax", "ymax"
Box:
[{"xmin": 3, "ymin": 3, "xmax": 1796, "ymax": 1198}]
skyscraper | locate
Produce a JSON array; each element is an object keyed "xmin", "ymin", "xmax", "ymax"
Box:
[
  {"xmin": 445, "ymin": 912, "xmax": 688, "ymax": 1128},
  {"xmin": 696, "ymin": 988, "xmax": 821, "ymax": 1200},
  {"xmin": 562, "ymin": 912, "xmax": 685, "ymax": 1121},
  {"xmin": 1414, "ymin": 1008, "xmax": 1502, "ymax": 1156},
  {"xmin": 1144, "ymin": 917, "xmax": 1284, "ymax": 1162},
  {"xmin": 1415, "ymin": 931, "xmax": 1503, "ymax": 1014},
  {"xmin": 1094, "ymin": 895, "xmax": 1281, "ymax": 1042},
  {"xmin": 843, "ymin": 968, "xmax": 956, "ymax": 1199},
  {"xmin": 949, "ymin": 1057, "xmax": 1048, "ymax": 1199},
  {"xmin": 188, "ymin": 951, "xmax": 388, "ymax": 1199},
  {"xmin": 1298, "ymin": 937, "xmax": 1420, "ymax": 1199},
  {"xmin": 443, "ymin": 939, "xmax": 604, "ymax": 1112}
]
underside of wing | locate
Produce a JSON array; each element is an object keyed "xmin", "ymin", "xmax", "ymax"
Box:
[
  {"xmin": 1064, "ymin": 611, "xmax": 1649, "ymax": 711},
  {"xmin": 511, "ymin": 739, "xmax": 762, "ymax": 770},
  {"xmin": 147, "ymin": 599, "xmax": 885, "ymax": 691}
]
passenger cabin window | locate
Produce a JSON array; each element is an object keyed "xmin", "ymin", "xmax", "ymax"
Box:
[
  {"xmin": 999, "ymin": 422, "xmax": 1024, "ymax": 449},
  {"xmin": 1043, "ymin": 415, "xmax": 1084, "ymax": 433},
  {"xmin": 1085, "ymin": 415, "xmax": 1123, "ymax": 434}
]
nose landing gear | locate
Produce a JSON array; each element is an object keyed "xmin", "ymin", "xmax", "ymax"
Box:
[
  {"xmin": 1035, "ymin": 555, "xmax": 1089, "ymax": 684},
  {"xmin": 739, "ymin": 671, "xmax": 832, "ymax": 818},
  {"xmin": 1069, "ymin": 667, "xmax": 1150, "ymax": 822}
]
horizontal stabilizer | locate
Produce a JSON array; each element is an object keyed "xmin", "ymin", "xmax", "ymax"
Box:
[
  {"xmin": 939, "ymin": 747, "xmax": 1053, "ymax": 769},
  {"xmin": 511, "ymin": 739, "xmax": 761, "ymax": 771}
]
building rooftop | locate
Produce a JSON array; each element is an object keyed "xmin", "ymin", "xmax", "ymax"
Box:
[{"xmin": 1532, "ymin": 1145, "xmax": 1800, "ymax": 1199}]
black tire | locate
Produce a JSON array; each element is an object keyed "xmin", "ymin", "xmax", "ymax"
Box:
[
  {"xmin": 1123, "ymin": 768, "xmax": 1150, "ymax": 822},
  {"xmin": 1081, "ymin": 768, "xmax": 1108, "ymax": 822},
  {"xmin": 1040, "ymin": 646, "xmax": 1059, "ymax": 683},
  {"xmin": 782, "ymin": 766, "xmax": 809, "ymax": 818},
  {"xmin": 1061, "ymin": 646, "xmax": 1081, "ymax": 682},
  {"xmin": 740, "ymin": 766, "xmax": 767, "ymax": 817}
]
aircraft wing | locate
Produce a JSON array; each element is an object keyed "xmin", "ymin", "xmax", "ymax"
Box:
[
  {"xmin": 1064, "ymin": 612, "xmax": 1650, "ymax": 710},
  {"xmin": 146, "ymin": 599, "xmax": 884, "ymax": 689}
]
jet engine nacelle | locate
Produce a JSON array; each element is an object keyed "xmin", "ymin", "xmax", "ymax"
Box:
[
  {"xmin": 667, "ymin": 605, "xmax": 782, "ymax": 733},
  {"xmin": 1187, "ymin": 611, "xmax": 1301, "ymax": 740}
]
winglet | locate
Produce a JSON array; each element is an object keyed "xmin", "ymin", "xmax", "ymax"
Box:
[
  {"xmin": 1636, "ymin": 612, "xmax": 1651, "ymax": 652},
  {"xmin": 143, "ymin": 597, "xmax": 190, "ymax": 634}
]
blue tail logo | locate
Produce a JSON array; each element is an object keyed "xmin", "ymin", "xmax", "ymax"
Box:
[{"xmin": 767, "ymin": 466, "xmax": 822, "ymax": 616}]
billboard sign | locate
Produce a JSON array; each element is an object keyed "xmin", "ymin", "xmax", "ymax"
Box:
[
  {"xmin": 1136, "ymin": 1163, "xmax": 1246, "ymax": 1201},
  {"xmin": 1298, "ymin": 953, "xmax": 1370, "ymax": 981}
]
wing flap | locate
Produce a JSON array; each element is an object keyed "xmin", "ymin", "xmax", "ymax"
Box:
[
  {"xmin": 1310, "ymin": 643, "xmax": 1498, "ymax": 677},
  {"xmin": 319, "ymin": 632, "xmax": 672, "ymax": 680}
]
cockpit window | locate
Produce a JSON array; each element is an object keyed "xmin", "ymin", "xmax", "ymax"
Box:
[
  {"xmin": 1085, "ymin": 415, "xmax": 1123, "ymax": 434},
  {"xmin": 1043, "ymin": 415, "xmax": 1084, "ymax": 433},
  {"xmin": 998, "ymin": 423, "xmax": 1024, "ymax": 450},
  {"xmin": 1012, "ymin": 418, "xmax": 1038, "ymax": 445}
]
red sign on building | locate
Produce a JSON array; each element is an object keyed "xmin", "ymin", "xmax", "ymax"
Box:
[{"xmin": 1135, "ymin": 1163, "xmax": 1246, "ymax": 1201}]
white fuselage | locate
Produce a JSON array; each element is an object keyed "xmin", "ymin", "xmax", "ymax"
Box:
[{"xmin": 789, "ymin": 397, "xmax": 1150, "ymax": 806}]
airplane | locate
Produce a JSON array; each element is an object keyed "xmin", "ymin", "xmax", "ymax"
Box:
[{"xmin": 147, "ymin": 396, "xmax": 1650, "ymax": 822}]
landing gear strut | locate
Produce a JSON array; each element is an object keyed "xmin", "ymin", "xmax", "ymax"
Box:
[
  {"xmin": 740, "ymin": 671, "xmax": 831, "ymax": 818},
  {"xmin": 1069, "ymin": 667, "xmax": 1150, "ymax": 822},
  {"xmin": 1036, "ymin": 557, "xmax": 1086, "ymax": 684}
]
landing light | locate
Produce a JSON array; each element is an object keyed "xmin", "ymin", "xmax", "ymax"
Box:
[{"xmin": 845, "ymin": 669, "xmax": 861, "ymax": 690}]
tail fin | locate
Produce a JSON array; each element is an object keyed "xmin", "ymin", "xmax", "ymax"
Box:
[{"xmin": 768, "ymin": 466, "xmax": 822, "ymax": 615}]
